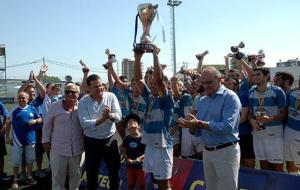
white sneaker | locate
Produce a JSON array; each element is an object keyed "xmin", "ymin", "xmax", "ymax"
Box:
[{"xmin": 11, "ymin": 180, "xmax": 19, "ymax": 189}]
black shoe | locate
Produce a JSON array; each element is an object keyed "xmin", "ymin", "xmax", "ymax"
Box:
[
  {"xmin": 18, "ymin": 171, "xmax": 27, "ymax": 181},
  {"xmin": 25, "ymin": 176, "xmax": 37, "ymax": 185},
  {"xmin": 0, "ymin": 172, "xmax": 11, "ymax": 181}
]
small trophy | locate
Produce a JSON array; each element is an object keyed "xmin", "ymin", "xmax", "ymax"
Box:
[
  {"xmin": 256, "ymin": 49, "xmax": 265, "ymax": 66},
  {"xmin": 103, "ymin": 49, "xmax": 116, "ymax": 70},
  {"xmin": 255, "ymin": 107, "xmax": 266, "ymax": 130},
  {"xmin": 79, "ymin": 60, "xmax": 89, "ymax": 73},
  {"xmin": 195, "ymin": 50, "xmax": 209, "ymax": 60},
  {"xmin": 133, "ymin": 3, "xmax": 159, "ymax": 53}
]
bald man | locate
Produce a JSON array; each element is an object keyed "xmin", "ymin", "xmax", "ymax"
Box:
[
  {"xmin": 179, "ymin": 66, "xmax": 242, "ymax": 190},
  {"xmin": 6, "ymin": 91, "xmax": 42, "ymax": 189}
]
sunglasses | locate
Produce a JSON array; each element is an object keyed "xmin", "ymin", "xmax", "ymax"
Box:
[{"xmin": 64, "ymin": 90, "xmax": 77, "ymax": 95}]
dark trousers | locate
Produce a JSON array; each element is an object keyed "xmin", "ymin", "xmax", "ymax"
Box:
[{"xmin": 84, "ymin": 134, "xmax": 121, "ymax": 190}]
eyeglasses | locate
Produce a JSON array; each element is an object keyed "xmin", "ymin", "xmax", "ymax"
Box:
[
  {"xmin": 64, "ymin": 90, "xmax": 77, "ymax": 95},
  {"xmin": 201, "ymin": 80, "xmax": 215, "ymax": 85}
]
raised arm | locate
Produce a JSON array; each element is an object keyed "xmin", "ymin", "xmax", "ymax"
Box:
[
  {"xmin": 37, "ymin": 63, "xmax": 48, "ymax": 81},
  {"xmin": 108, "ymin": 61, "xmax": 125, "ymax": 87},
  {"xmin": 153, "ymin": 48, "xmax": 167, "ymax": 96},
  {"xmin": 134, "ymin": 51, "xmax": 144, "ymax": 92},
  {"xmin": 196, "ymin": 52, "xmax": 208, "ymax": 73},
  {"xmin": 32, "ymin": 71, "xmax": 46, "ymax": 99},
  {"xmin": 107, "ymin": 61, "xmax": 114, "ymax": 91},
  {"xmin": 236, "ymin": 59, "xmax": 254, "ymax": 83},
  {"xmin": 224, "ymin": 55, "xmax": 230, "ymax": 76},
  {"xmin": 79, "ymin": 60, "xmax": 89, "ymax": 94}
]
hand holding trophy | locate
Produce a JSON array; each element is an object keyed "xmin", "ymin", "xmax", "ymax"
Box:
[
  {"xmin": 79, "ymin": 60, "xmax": 89, "ymax": 73},
  {"xmin": 103, "ymin": 49, "xmax": 116, "ymax": 70},
  {"xmin": 255, "ymin": 108, "xmax": 267, "ymax": 130}
]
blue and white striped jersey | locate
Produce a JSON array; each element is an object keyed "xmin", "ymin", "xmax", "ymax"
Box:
[
  {"xmin": 112, "ymin": 85, "xmax": 131, "ymax": 118},
  {"xmin": 130, "ymin": 85, "xmax": 151, "ymax": 126},
  {"xmin": 142, "ymin": 92, "xmax": 174, "ymax": 148},
  {"xmin": 248, "ymin": 84, "xmax": 287, "ymax": 127},
  {"xmin": 287, "ymin": 89, "xmax": 300, "ymax": 131}
]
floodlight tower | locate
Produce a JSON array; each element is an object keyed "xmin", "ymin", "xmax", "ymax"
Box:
[
  {"xmin": 0, "ymin": 44, "xmax": 7, "ymax": 95},
  {"xmin": 167, "ymin": 0, "xmax": 182, "ymax": 75}
]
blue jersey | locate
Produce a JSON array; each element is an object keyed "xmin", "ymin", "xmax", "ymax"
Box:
[
  {"xmin": 248, "ymin": 84, "xmax": 287, "ymax": 127},
  {"xmin": 142, "ymin": 92, "xmax": 174, "ymax": 148},
  {"xmin": 129, "ymin": 85, "xmax": 151, "ymax": 125},
  {"xmin": 29, "ymin": 95, "xmax": 44, "ymax": 108},
  {"xmin": 287, "ymin": 89, "xmax": 300, "ymax": 131},
  {"xmin": 29, "ymin": 95, "xmax": 44, "ymax": 129},
  {"xmin": 238, "ymin": 77, "xmax": 252, "ymax": 135},
  {"xmin": 11, "ymin": 105, "xmax": 40, "ymax": 146},
  {"xmin": 0, "ymin": 101, "xmax": 8, "ymax": 128},
  {"xmin": 238, "ymin": 92, "xmax": 252, "ymax": 135},
  {"xmin": 238, "ymin": 77, "xmax": 251, "ymax": 98},
  {"xmin": 111, "ymin": 85, "xmax": 131, "ymax": 118}
]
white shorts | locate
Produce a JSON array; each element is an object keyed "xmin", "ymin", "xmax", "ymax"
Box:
[
  {"xmin": 12, "ymin": 144, "xmax": 36, "ymax": 167},
  {"xmin": 143, "ymin": 146, "xmax": 173, "ymax": 180},
  {"xmin": 253, "ymin": 125, "xmax": 283, "ymax": 163},
  {"xmin": 181, "ymin": 128, "xmax": 203, "ymax": 157},
  {"xmin": 284, "ymin": 127, "xmax": 300, "ymax": 166}
]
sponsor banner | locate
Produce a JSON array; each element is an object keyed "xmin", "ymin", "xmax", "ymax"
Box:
[{"xmin": 80, "ymin": 158, "xmax": 300, "ymax": 190}]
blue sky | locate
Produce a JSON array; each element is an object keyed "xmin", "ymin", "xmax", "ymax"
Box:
[{"xmin": 1, "ymin": 0, "xmax": 300, "ymax": 82}]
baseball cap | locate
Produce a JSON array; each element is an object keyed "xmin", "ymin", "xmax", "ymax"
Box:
[{"xmin": 125, "ymin": 113, "xmax": 141, "ymax": 125}]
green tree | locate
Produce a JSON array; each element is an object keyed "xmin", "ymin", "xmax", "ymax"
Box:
[{"xmin": 42, "ymin": 75, "xmax": 61, "ymax": 83}]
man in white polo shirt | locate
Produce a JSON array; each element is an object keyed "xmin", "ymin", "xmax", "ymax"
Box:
[{"xmin": 78, "ymin": 74, "xmax": 122, "ymax": 190}]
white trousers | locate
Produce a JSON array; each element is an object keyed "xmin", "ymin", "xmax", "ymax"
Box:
[
  {"xmin": 50, "ymin": 151, "xmax": 82, "ymax": 190},
  {"xmin": 203, "ymin": 143, "xmax": 240, "ymax": 190}
]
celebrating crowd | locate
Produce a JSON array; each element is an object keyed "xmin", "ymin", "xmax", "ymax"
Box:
[{"xmin": 0, "ymin": 46, "xmax": 299, "ymax": 190}]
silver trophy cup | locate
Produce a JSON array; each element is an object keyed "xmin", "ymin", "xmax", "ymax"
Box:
[{"xmin": 133, "ymin": 3, "xmax": 158, "ymax": 53}]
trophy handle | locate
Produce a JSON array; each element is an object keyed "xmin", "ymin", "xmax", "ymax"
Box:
[{"xmin": 133, "ymin": 13, "xmax": 140, "ymax": 48}]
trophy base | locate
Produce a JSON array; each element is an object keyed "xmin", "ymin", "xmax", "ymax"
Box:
[{"xmin": 133, "ymin": 43, "xmax": 156, "ymax": 53}]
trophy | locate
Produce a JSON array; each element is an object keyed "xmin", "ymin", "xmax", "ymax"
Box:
[
  {"xmin": 79, "ymin": 60, "xmax": 89, "ymax": 73},
  {"xmin": 103, "ymin": 49, "xmax": 116, "ymax": 70},
  {"xmin": 133, "ymin": 3, "xmax": 159, "ymax": 53},
  {"xmin": 255, "ymin": 107, "xmax": 266, "ymax": 130},
  {"xmin": 195, "ymin": 50, "xmax": 209, "ymax": 60},
  {"xmin": 256, "ymin": 49, "xmax": 265, "ymax": 66}
]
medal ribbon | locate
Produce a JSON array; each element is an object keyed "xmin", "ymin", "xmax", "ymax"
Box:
[{"xmin": 256, "ymin": 91, "xmax": 265, "ymax": 109}]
